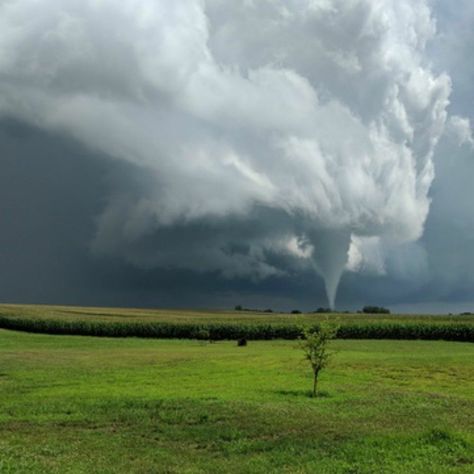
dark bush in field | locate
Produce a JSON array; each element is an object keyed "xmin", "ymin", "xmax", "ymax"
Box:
[
  {"xmin": 237, "ymin": 338, "xmax": 247, "ymax": 346},
  {"xmin": 0, "ymin": 315, "xmax": 472, "ymax": 342},
  {"xmin": 291, "ymin": 310, "xmax": 302, "ymax": 314},
  {"xmin": 362, "ymin": 306, "xmax": 391, "ymax": 314}
]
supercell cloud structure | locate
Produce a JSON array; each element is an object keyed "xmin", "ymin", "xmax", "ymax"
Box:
[{"xmin": 0, "ymin": 0, "xmax": 472, "ymax": 309}]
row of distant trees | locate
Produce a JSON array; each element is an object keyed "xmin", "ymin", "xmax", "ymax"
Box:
[
  {"xmin": 235, "ymin": 305, "xmax": 391, "ymax": 314},
  {"xmin": 234, "ymin": 305, "xmax": 274, "ymax": 313}
]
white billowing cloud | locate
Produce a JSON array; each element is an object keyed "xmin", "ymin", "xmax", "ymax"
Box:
[
  {"xmin": 346, "ymin": 235, "xmax": 386, "ymax": 275},
  {"xmin": 0, "ymin": 0, "xmax": 454, "ymax": 307},
  {"xmin": 445, "ymin": 116, "xmax": 474, "ymax": 147}
]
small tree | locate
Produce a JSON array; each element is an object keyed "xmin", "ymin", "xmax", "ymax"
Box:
[{"xmin": 299, "ymin": 323, "xmax": 338, "ymax": 397}]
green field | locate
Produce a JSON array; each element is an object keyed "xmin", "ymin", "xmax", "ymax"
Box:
[
  {"xmin": 1, "ymin": 327, "xmax": 473, "ymax": 473},
  {"xmin": 1, "ymin": 303, "xmax": 473, "ymax": 324},
  {"xmin": 1, "ymin": 304, "xmax": 473, "ymax": 343}
]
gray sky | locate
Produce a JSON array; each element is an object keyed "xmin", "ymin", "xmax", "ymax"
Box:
[{"xmin": 0, "ymin": 0, "xmax": 473, "ymax": 312}]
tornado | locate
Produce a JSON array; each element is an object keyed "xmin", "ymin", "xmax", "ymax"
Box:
[{"xmin": 307, "ymin": 230, "xmax": 352, "ymax": 310}]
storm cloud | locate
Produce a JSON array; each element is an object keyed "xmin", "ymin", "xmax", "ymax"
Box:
[{"xmin": 0, "ymin": 0, "xmax": 473, "ymax": 311}]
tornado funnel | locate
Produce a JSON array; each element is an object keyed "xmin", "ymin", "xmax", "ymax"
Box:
[{"xmin": 308, "ymin": 229, "xmax": 351, "ymax": 310}]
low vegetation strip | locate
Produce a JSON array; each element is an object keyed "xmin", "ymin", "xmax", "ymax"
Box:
[{"xmin": 0, "ymin": 315, "xmax": 472, "ymax": 342}]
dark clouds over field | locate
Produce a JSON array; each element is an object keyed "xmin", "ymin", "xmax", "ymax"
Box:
[{"xmin": 0, "ymin": 1, "xmax": 473, "ymax": 312}]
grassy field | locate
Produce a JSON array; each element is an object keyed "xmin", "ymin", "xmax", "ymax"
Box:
[
  {"xmin": 0, "ymin": 328, "xmax": 473, "ymax": 473},
  {"xmin": 1, "ymin": 303, "xmax": 473, "ymax": 324}
]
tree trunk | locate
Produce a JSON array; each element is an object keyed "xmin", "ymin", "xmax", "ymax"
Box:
[{"xmin": 312, "ymin": 371, "xmax": 318, "ymax": 397}]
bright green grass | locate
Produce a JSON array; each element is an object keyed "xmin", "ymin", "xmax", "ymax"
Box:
[
  {"xmin": 1, "ymin": 303, "xmax": 473, "ymax": 325},
  {"xmin": 0, "ymin": 329, "xmax": 473, "ymax": 473}
]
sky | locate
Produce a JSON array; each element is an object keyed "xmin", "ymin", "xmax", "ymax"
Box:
[{"xmin": 0, "ymin": 0, "xmax": 473, "ymax": 312}]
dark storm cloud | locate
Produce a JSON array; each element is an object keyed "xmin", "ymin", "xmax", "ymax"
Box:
[
  {"xmin": 0, "ymin": 119, "xmax": 326, "ymax": 309},
  {"xmin": 0, "ymin": 0, "xmax": 473, "ymax": 311},
  {"xmin": 0, "ymin": 119, "xmax": 106, "ymax": 303}
]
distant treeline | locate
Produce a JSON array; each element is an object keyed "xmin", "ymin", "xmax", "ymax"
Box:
[
  {"xmin": 0, "ymin": 315, "xmax": 472, "ymax": 342},
  {"xmin": 235, "ymin": 305, "xmax": 391, "ymax": 314}
]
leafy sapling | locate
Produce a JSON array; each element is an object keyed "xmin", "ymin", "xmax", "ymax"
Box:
[{"xmin": 299, "ymin": 323, "xmax": 338, "ymax": 397}]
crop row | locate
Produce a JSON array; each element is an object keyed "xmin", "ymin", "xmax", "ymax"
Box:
[{"xmin": 0, "ymin": 316, "xmax": 473, "ymax": 342}]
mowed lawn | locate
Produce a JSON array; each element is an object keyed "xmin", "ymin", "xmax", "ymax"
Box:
[{"xmin": 0, "ymin": 330, "xmax": 473, "ymax": 473}]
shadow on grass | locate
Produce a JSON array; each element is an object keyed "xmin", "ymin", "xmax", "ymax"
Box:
[{"xmin": 274, "ymin": 389, "xmax": 331, "ymax": 399}]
